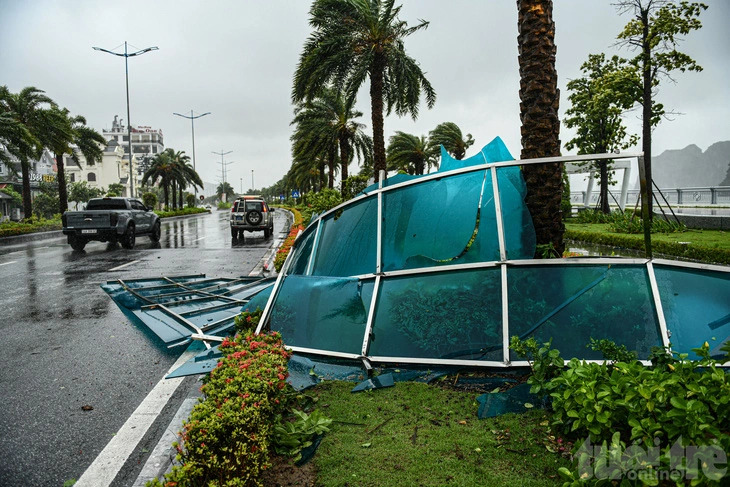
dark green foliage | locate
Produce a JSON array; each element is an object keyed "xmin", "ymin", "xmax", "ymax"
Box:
[
  {"xmin": 510, "ymin": 337, "xmax": 565, "ymax": 396},
  {"xmin": 516, "ymin": 337, "xmax": 730, "ymax": 485},
  {"xmin": 307, "ymin": 188, "xmax": 342, "ymax": 215},
  {"xmin": 587, "ymin": 337, "xmax": 637, "ymax": 364},
  {"xmin": 141, "ymin": 192, "xmax": 158, "ymax": 210},
  {"xmin": 272, "ymin": 409, "xmax": 331, "ymax": 463},
  {"xmin": 341, "ymin": 174, "xmax": 368, "ymax": 200}
]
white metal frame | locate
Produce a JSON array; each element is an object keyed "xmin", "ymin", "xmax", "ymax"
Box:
[{"xmin": 256, "ymin": 151, "xmax": 729, "ymax": 368}]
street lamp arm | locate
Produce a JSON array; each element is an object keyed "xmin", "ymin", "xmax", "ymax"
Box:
[
  {"xmin": 92, "ymin": 46, "xmax": 124, "ymax": 56},
  {"xmin": 128, "ymin": 46, "xmax": 159, "ymax": 57},
  {"xmin": 173, "ymin": 111, "xmax": 212, "ymax": 120}
]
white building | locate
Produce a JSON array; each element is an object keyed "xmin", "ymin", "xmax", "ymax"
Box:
[
  {"xmin": 103, "ymin": 115, "xmax": 164, "ymax": 175},
  {"xmin": 64, "ymin": 139, "xmax": 139, "ymax": 200}
]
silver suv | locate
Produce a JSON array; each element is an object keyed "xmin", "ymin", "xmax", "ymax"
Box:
[{"xmin": 230, "ymin": 196, "xmax": 274, "ymax": 239}]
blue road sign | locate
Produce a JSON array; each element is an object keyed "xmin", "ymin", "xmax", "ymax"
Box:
[{"xmin": 292, "ymin": 190, "xmax": 300, "ymax": 198}]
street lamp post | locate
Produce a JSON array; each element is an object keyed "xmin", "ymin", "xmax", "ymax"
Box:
[
  {"xmin": 251, "ymin": 170, "xmax": 254, "ymax": 191},
  {"xmin": 93, "ymin": 41, "xmax": 158, "ymax": 198},
  {"xmin": 173, "ymin": 110, "xmax": 210, "ymax": 197}
]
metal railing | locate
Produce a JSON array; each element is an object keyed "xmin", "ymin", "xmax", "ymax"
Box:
[{"xmin": 571, "ymin": 186, "xmax": 730, "ymax": 207}]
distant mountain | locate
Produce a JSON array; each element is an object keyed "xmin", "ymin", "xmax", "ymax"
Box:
[{"xmin": 651, "ymin": 141, "xmax": 730, "ymax": 188}]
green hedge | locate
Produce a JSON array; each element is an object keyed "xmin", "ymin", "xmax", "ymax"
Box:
[
  {"xmin": 155, "ymin": 207, "xmax": 209, "ymax": 218},
  {"xmin": 0, "ymin": 218, "xmax": 62, "ymax": 238},
  {"xmin": 565, "ymin": 229, "xmax": 730, "ymax": 265}
]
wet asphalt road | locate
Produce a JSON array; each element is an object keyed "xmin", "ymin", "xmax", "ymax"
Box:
[{"xmin": 0, "ymin": 210, "xmax": 288, "ymax": 487}]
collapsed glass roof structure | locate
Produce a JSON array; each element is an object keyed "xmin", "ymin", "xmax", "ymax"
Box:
[
  {"xmin": 103, "ymin": 137, "xmax": 730, "ymax": 377},
  {"xmin": 254, "ymin": 137, "xmax": 730, "ymax": 367}
]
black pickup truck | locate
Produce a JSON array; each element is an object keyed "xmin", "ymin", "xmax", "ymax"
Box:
[{"xmin": 62, "ymin": 197, "xmax": 161, "ymax": 251}]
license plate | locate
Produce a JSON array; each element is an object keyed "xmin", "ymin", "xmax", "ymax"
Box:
[
  {"xmin": 81, "ymin": 229, "xmax": 97, "ymax": 234},
  {"xmin": 236, "ymin": 216, "xmax": 243, "ymax": 221}
]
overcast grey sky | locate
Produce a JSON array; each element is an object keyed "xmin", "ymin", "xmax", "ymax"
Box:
[{"xmin": 1, "ymin": 0, "xmax": 728, "ymax": 192}]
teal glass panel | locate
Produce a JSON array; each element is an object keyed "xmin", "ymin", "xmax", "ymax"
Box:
[
  {"xmin": 496, "ymin": 167, "xmax": 536, "ymax": 259},
  {"xmin": 654, "ymin": 265, "xmax": 730, "ymax": 359},
  {"xmin": 310, "ymin": 197, "xmax": 377, "ymax": 277},
  {"xmin": 382, "ymin": 171, "xmax": 501, "ymax": 271},
  {"xmin": 287, "ymin": 225, "xmax": 317, "ymax": 275},
  {"xmin": 369, "ymin": 268, "xmax": 503, "ymax": 361},
  {"xmin": 508, "ymin": 265, "xmax": 661, "ymax": 360},
  {"xmin": 269, "ymin": 276, "xmax": 374, "ymax": 354}
]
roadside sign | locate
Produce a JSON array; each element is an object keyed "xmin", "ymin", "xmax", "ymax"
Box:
[
  {"xmin": 279, "ymin": 194, "xmax": 285, "ymax": 202},
  {"xmin": 292, "ymin": 190, "xmax": 300, "ymax": 198},
  {"xmin": 199, "ymin": 195, "xmax": 204, "ymax": 200}
]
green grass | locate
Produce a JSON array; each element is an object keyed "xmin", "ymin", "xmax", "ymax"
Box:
[
  {"xmin": 311, "ymin": 381, "xmax": 569, "ymax": 487},
  {"xmin": 565, "ymin": 221, "xmax": 730, "ymax": 265}
]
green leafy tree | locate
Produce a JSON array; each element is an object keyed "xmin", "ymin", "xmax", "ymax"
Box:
[
  {"xmin": 615, "ymin": 0, "xmax": 708, "ymax": 217},
  {"xmin": 517, "ymin": 0, "xmax": 564, "ymax": 256},
  {"xmin": 68, "ymin": 181, "xmax": 103, "ymax": 210},
  {"xmin": 186, "ymin": 193, "xmax": 196, "ymax": 208},
  {"xmin": 0, "ymin": 87, "xmax": 39, "ymax": 172},
  {"xmin": 293, "ymin": 0, "xmax": 436, "ymax": 183},
  {"xmin": 142, "ymin": 192, "xmax": 158, "ymax": 209},
  {"xmin": 32, "ymin": 181, "xmax": 59, "ymax": 219},
  {"xmin": 106, "ymin": 183, "xmax": 125, "ymax": 197},
  {"xmin": 0, "ymin": 86, "xmax": 58, "ymax": 219},
  {"xmin": 564, "ymin": 53, "xmax": 640, "ymax": 213},
  {"xmin": 428, "ymin": 122, "xmax": 474, "ymax": 160},
  {"xmin": 342, "ymin": 174, "xmax": 369, "ymax": 200},
  {"xmin": 386, "ymin": 132, "xmax": 439, "ymax": 175}
]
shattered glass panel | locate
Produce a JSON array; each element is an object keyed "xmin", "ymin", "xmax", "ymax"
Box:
[
  {"xmin": 381, "ymin": 171, "xmax": 500, "ymax": 271},
  {"xmin": 310, "ymin": 198, "xmax": 377, "ymax": 277},
  {"xmin": 654, "ymin": 264, "xmax": 730, "ymax": 359},
  {"xmin": 287, "ymin": 225, "xmax": 317, "ymax": 275},
  {"xmin": 496, "ymin": 168, "xmax": 536, "ymax": 260},
  {"xmin": 369, "ymin": 268, "xmax": 503, "ymax": 361},
  {"xmin": 508, "ymin": 264, "xmax": 662, "ymax": 360},
  {"xmin": 270, "ymin": 275, "xmax": 374, "ymax": 354}
]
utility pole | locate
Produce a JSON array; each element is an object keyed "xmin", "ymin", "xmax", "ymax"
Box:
[
  {"xmin": 173, "ymin": 110, "xmax": 210, "ymax": 197},
  {"xmin": 251, "ymin": 170, "xmax": 254, "ymax": 191},
  {"xmin": 212, "ymin": 150, "xmax": 233, "ymax": 184}
]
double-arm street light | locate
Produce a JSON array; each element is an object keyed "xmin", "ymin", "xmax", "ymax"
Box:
[
  {"xmin": 93, "ymin": 41, "xmax": 158, "ymax": 198},
  {"xmin": 173, "ymin": 110, "xmax": 210, "ymax": 197}
]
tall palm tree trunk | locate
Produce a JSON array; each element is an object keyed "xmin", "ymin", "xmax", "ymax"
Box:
[
  {"xmin": 55, "ymin": 153, "xmax": 69, "ymax": 214},
  {"xmin": 370, "ymin": 53, "xmax": 387, "ymax": 182},
  {"xmin": 339, "ymin": 136, "xmax": 350, "ymax": 193},
  {"xmin": 20, "ymin": 159, "xmax": 32, "ymax": 219},
  {"xmin": 172, "ymin": 181, "xmax": 177, "ymax": 209},
  {"xmin": 327, "ymin": 150, "xmax": 335, "ymax": 189},
  {"xmin": 517, "ymin": 0, "xmax": 565, "ymax": 256},
  {"xmin": 318, "ymin": 160, "xmax": 326, "ymax": 192},
  {"xmin": 641, "ymin": 8, "xmax": 653, "ymax": 219}
]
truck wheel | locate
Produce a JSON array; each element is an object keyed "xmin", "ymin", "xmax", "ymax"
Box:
[
  {"xmin": 231, "ymin": 227, "xmax": 238, "ymax": 239},
  {"xmin": 69, "ymin": 235, "xmax": 86, "ymax": 251},
  {"xmin": 264, "ymin": 228, "xmax": 270, "ymax": 239},
  {"xmin": 149, "ymin": 221, "xmax": 161, "ymax": 242},
  {"xmin": 121, "ymin": 224, "xmax": 136, "ymax": 249}
]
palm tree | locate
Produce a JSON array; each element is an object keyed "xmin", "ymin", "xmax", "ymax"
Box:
[
  {"xmin": 170, "ymin": 151, "xmax": 202, "ymax": 208},
  {"xmin": 141, "ymin": 150, "xmax": 174, "ymax": 208},
  {"xmin": 0, "ymin": 88, "xmax": 40, "ymax": 171},
  {"xmin": 291, "ymin": 86, "xmax": 372, "ymax": 192},
  {"xmin": 517, "ymin": 0, "xmax": 564, "ymax": 256},
  {"xmin": 428, "ymin": 122, "xmax": 474, "ymax": 160},
  {"xmin": 216, "ymin": 182, "xmax": 236, "ymax": 203},
  {"xmin": 0, "ymin": 86, "xmax": 59, "ymax": 219},
  {"xmin": 47, "ymin": 107, "xmax": 106, "ymax": 213},
  {"xmin": 386, "ymin": 132, "xmax": 439, "ymax": 175},
  {"xmin": 293, "ymin": 0, "xmax": 436, "ymax": 183}
]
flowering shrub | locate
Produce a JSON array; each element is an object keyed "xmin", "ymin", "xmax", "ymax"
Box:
[
  {"xmin": 234, "ymin": 308, "xmax": 263, "ymax": 334},
  {"xmin": 274, "ymin": 207, "xmax": 303, "ymax": 272},
  {"xmin": 147, "ymin": 331, "xmax": 291, "ymax": 487}
]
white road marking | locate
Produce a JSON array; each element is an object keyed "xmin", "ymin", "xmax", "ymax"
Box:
[
  {"xmin": 192, "ymin": 236, "xmax": 207, "ymax": 242},
  {"xmin": 108, "ymin": 260, "xmax": 140, "ymax": 272},
  {"xmin": 74, "ymin": 348, "xmax": 197, "ymax": 487},
  {"xmin": 0, "ymin": 261, "xmax": 17, "ymax": 267}
]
